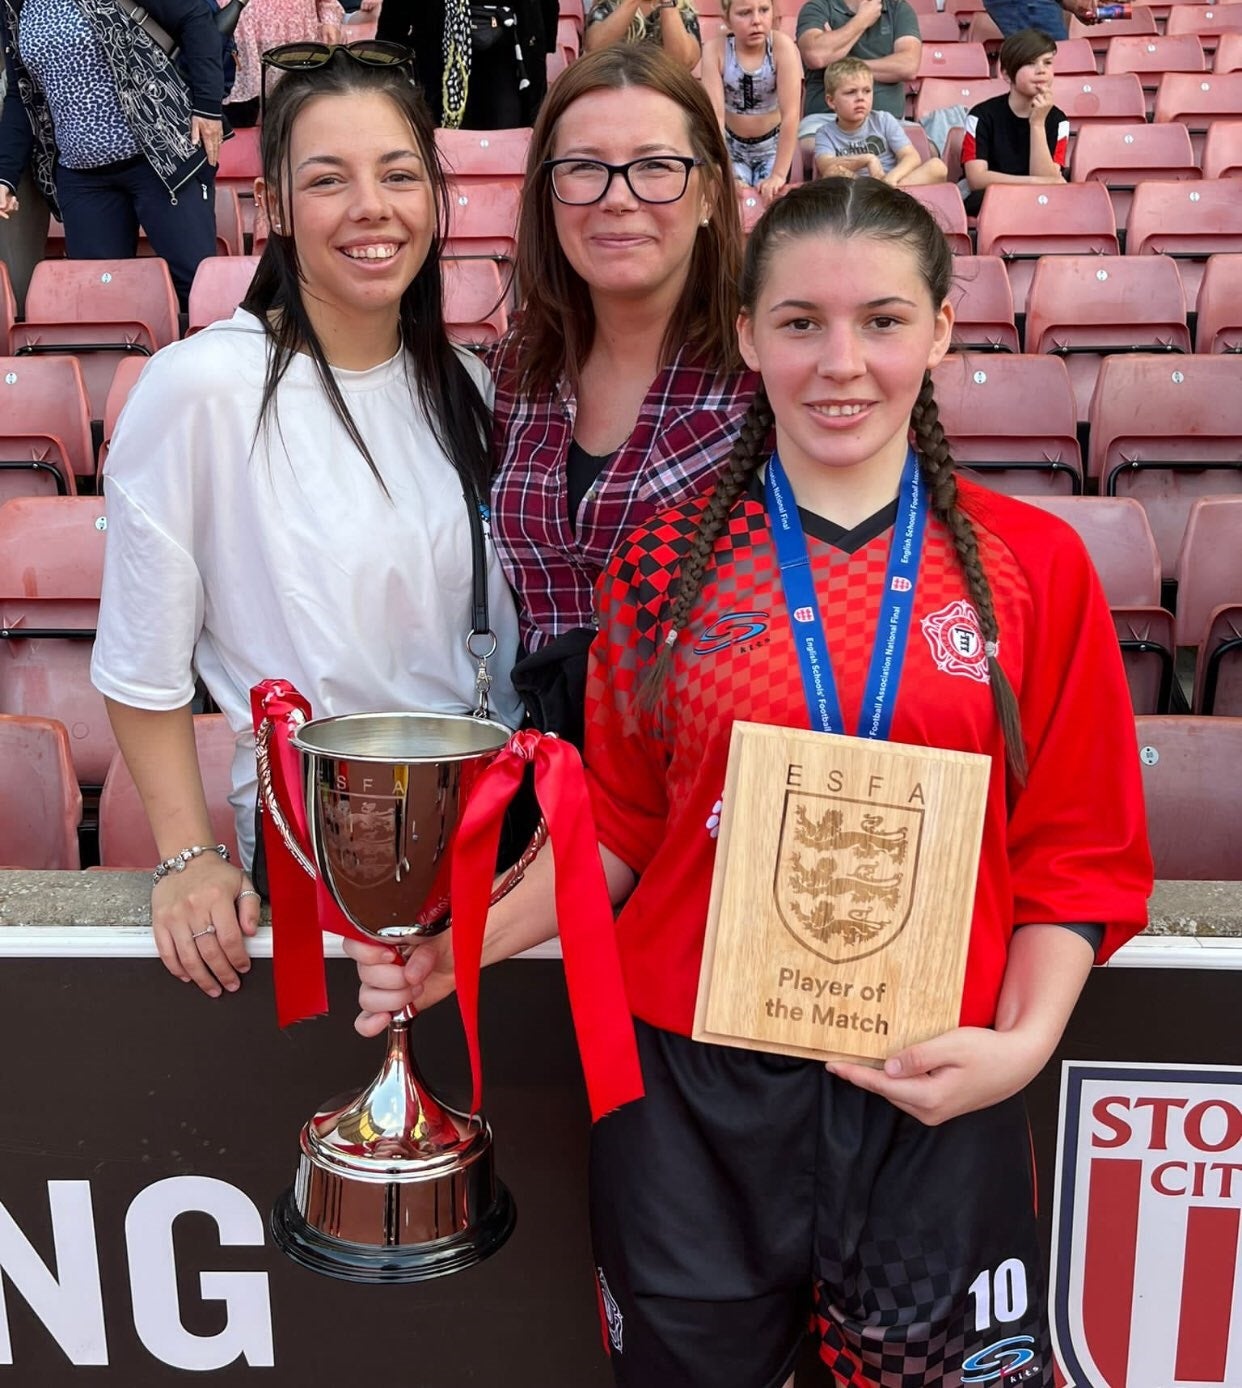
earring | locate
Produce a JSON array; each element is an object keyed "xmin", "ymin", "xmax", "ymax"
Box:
[{"xmin": 700, "ymin": 217, "xmax": 710, "ymax": 227}]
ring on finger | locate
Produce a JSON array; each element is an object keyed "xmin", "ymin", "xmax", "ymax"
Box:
[
  {"xmin": 236, "ymin": 889, "xmax": 262, "ymax": 904},
  {"xmin": 191, "ymin": 925, "xmax": 217, "ymax": 940}
]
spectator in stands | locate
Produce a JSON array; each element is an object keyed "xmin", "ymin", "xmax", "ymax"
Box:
[
  {"xmin": 490, "ymin": 45, "xmax": 758, "ymax": 746},
  {"xmin": 377, "ymin": 0, "xmax": 557, "ymax": 127},
  {"xmin": 796, "ymin": 0, "xmax": 921, "ymax": 154},
  {"xmin": 961, "ymin": 28, "xmax": 1069, "ymax": 216},
  {"xmin": 584, "ymin": 0, "xmax": 703, "ymax": 71},
  {"xmin": 0, "ymin": 0, "xmax": 224, "ymax": 306},
  {"xmin": 814, "ymin": 57, "xmax": 947, "ymax": 184},
  {"xmin": 91, "ymin": 46, "xmax": 521, "ymax": 999},
  {"xmin": 700, "ymin": 0, "xmax": 803, "ymax": 205},
  {"xmin": 984, "ymin": 0, "xmax": 1096, "ymax": 42}
]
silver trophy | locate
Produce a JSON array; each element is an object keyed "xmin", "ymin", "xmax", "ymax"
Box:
[{"xmin": 255, "ymin": 709, "xmax": 543, "ymax": 1284}]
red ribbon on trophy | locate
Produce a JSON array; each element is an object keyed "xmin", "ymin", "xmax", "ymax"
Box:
[{"xmin": 250, "ymin": 680, "xmax": 644, "ymax": 1123}]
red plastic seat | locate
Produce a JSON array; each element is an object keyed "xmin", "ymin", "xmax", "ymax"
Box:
[
  {"xmin": 1087, "ymin": 354, "xmax": 1242, "ymax": 577},
  {"xmin": 930, "ymin": 352, "xmax": 1082, "ymax": 495},
  {"xmin": 1053, "ymin": 38, "xmax": 1100, "ymax": 74},
  {"xmin": 1024, "ymin": 255, "xmax": 1190, "ymax": 421},
  {"xmin": 0, "ymin": 714, "xmax": 82, "ymax": 869},
  {"xmin": 903, "ymin": 183, "xmax": 971, "ymax": 255},
  {"xmin": 1134, "ymin": 716, "xmax": 1242, "ymax": 879},
  {"xmin": 97, "ymin": 713, "xmax": 239, "ymax": 868},
  {"xmin": 0, "ymin": 496, "xmax": 114, "ymax": 786},
  {"xmin": 948, "ymin": 255, "xmax": 1020, "ymax": 353},
  {"xmin": 444, "ymin": 178, "xmax": 521, "ymax": 268},
  {"xmin": 1050, "ymin": 73, "xmax": 1146, "ymax": 142},
  {"xmin": 910, "ymin": 42, "xmax": 990, "ymax": 110},
  {"xmin": 214, "ymin": 185, "xmax": 244, "ymax": 258},
  {"xmin": 1153, "ymin": 70, "xmax": 1242, "ymax": 158},
  {"xmin": 1200, "ymin": 119, "xmax": 1242, "ymax": 178},
  {"xmin": 1103, "ymin": 35, "xmax": 1206, "ymax": 114},
  {"xmin": 0, "ymin": 260, "xmax": 14, "ymax": 353},
  {"xmin": 10, "ymin": 259, "xmax": 179, "ymax": 422},
  {"xmin": 914, "ymin": 76, "xmax": 1007, "ymax": 122},
  {"xmin": 1126, "ymin": 178, "xmax": 1242, "ymax": 302},
  {"xmin": 1070, "ymin": 120, "xmax": 1199, "ymax": 226},
  {"xmin": 974, "ymin": 181, "xmax": 1118, "ymax": 314},
  {"xmin": 187, "ymin": 255, "xmax": 261, "ymax": 335},
  {"xmin": 1174, "ymin": 495, "xmax": 1242, "ymax": 644},
  {"xmin": 919, "ymin": 12, "xmax": 965, "ymax": 42},
  {"xmin": 442, "ymin": 258, "xmax": 509, "ymax": 349},
  {"xmin": 965, "ymin": 10, "xmax": 1004, "ymax": 53},
  {"xmin": 1070, "ymin": 5, "xmax": 1157, "ymax": 56},
  {"xmin": 0, "ymin": 356, "xmax": 92, "ymax": 498},
  {"xmin": 1165, "ymin": 3, "xmax": 1242, "ymax": 56},
  {"xmin": 1019, "ymin": 496, "xmax": 1172, "ymax": 712},
  {"xmin": 1194, "ymin": 253, "xmax": 1242, "ymax": 352},
  {"xmin": 1215, "ymin": 29, "xmax": 1242, "ymax": 69},
  {"xmin": 96, "ymin": 355, "xmax": 148, "ymax": 473},
  {"xmin": 216, "ymin": 126, "xmax": 262, "ymax": 240},
  {"xmin": 1195, "ymin": 605, "xmax": 1242, "ymax": 712},
  {"xmin": 435, "ymin": 127, "xmax": 533, "ymax": 183}
]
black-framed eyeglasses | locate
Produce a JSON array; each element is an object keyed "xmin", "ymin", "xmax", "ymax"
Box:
[
  {"xmin": 260, "ymin": 41, "xmax": 415, "ymax": 117},
  {"xmin": 543, "ymin": 156, "xmax": 706, "ymax": 206}
]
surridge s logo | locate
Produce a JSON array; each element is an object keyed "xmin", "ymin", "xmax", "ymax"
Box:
[
  {"xmin": 693, "ymin": 611, "xmax": 769, "ymax": 655},
  {"xmin": 962, "ymin": 1334, "xmax": 1038, "ymax": 1384}
]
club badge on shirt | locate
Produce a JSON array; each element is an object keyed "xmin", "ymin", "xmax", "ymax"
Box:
[{"xmin": 921, "ymin": 599, "xmax": 992, "ymax": 684}]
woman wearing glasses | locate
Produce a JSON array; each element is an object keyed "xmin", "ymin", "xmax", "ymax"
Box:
[
  {"xmin": 494, "ymin": 44, "xmax": 757, "ymax": 745},
  {"xmin": 91, "ymin": 43, "xmax": 522, "ymax": 998}
]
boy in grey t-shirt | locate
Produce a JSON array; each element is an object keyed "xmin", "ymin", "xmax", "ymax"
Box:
[{"xmin": 813, "ymin": 58, "xmax": 947, "ymax": 185}]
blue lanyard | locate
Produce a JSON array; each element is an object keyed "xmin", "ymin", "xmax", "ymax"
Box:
[{"xmin": 765, "ymin": 447, "xmax": 927, "ymax": 740}]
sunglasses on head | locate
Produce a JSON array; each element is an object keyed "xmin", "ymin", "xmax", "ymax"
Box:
[{"xmin": 260, "ymin": 40, "xmax": 416, "ymax": 115}]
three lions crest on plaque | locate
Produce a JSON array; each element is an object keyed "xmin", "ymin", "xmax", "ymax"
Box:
[{"xmin": 775, "ymin": 793, "xmax": 922, "ymax": 964}]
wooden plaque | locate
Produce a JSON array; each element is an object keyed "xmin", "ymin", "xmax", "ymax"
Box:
[{"xmin": 693, "ymin": 722, "xmax": 990, "ymax": 1066}]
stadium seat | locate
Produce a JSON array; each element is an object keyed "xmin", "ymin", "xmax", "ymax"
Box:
[
  {"xmin": 0, "ymin": 496, "xmax": 114, "ymax": 786},
  {"xmin": 435, "ymin": 126, "xmax": 533, "ymax": 183},
  {"xmin": 1195, "ymin": 605, "xmax": 1242, "ymax": 713},
  {"xmin": 919, "ymin": 12, "xmax": 965, "ymax": 42},
  {"xmin": 974, "ymin": 181, "xmax": 1118, "ymax": 314},
  {"xmin": 97, "ymin": 713, "xmax": 239, "ymax": 868},
  {"xmin": 1053, "ymin": 39, "xmax": 1100, "ymax": 74},
  {"xmin": 1215, "ymin": 30, "xmax": 1242, "ymax": 69},
  {"xmin": 948, "ymin": 255, "xmax": 1020, "ymax": 353},
  {"xmin": 1069, "ymin": 5, "xmax": 1158, "ymax": 58},
  {"xmin": 0, "ymin": 260, "xmax": 13, "ymax": 353},
  {"xmin": 214, "ymin": 185, "xmax": 244, "ymax": 258},
  {"xmin": 1125, "ymin": 178, "xmax": 1242, "ymax": 302},
  {"xmin": 910, "ymin": 42, "xmax": 991, "ymax": 110},
  {"xmin": 444, "ymin": 178, "xmax": 521, "ymax": 268},
  {"xmin": 942, "ymin": 124, "xmax": 968, "ymax": 184},
  {"xmin": 966, "ymin": 10, "xmax": 1004, "ymax": 54},
  {"xmin": 1070, "ymin": 120, "xmax": 1199, "ymax": 227},
  {"xmin": 1134, "ymin": 716, "xmax": 1242, "ymax": 879},
  {"xmin": 1050, "ymin": 73, "xmax": 1146, "ymax": 138},
  {"xmin": 1153, "ymin": 71, "xmax": 1242, "ymax": 159},
  {"xmin": 546, "ymin": 47, "xmax": 571, "ymax": 86},
  {"xmin": 737, "ymin": 188, "xmax": 765, "ymax": 235},
  {"xmin": 945, "ymin": 0, "xmax": 987, "ymax": 29},
  {"xmin": 930, "ymin": 352, "xmax": 1082, "ymax": 495},
  {"xmin": 96, "ymin": 355, "xmax": 148, "ymax": 473},
  {"xmin": 904, "ymin": 184, "xmax": 971, "ymax": 255},
  {"xmin": 10, "ymin": 259, "xmax": 179, "ymax": 423},
  {"xmin": 1194, "ymin": 253, "xmax": 1242, "ymax": 352},
  {"xmin": 1165, "ymin": 3, "xmax": 1242, "ymax": 58},
  {"xmin": 1087, "ymin": 354, "xmax": 1242, "ymax": 577},
  {"xmin": 216, "ymin": 125, "xmax": 263, "ymax": 241},
  {"xmin": 0, "ymin": 714, "xmax": 81, "ymax": 869},
  {"xmin": 1019, "ymin": 496, "xmax": 1173, "ymax": 712},
  {"xmin": 0, "ymin": 356, "xmax": 92, "ymax": 498},
  {"xmin": 1174, "ymin": 498, "xmax": 1242, "ymax": 710},
  {"xmin": 555, "ymin": 16, "xmax": 580, "ymax": 56},
  {"xmin": 913, "ymin": 76, "xmax": 1007, "ymax": 122},
  {"xmin": 1103, "ymin": 35, "xmax": 1207, "ymax": 115},
  {"xmin": 1024, "ymin": 255, "xmax": 1190, "ymax": 421},
  {"xmin": 187, "ymin": 255, "xmax": 261, "ymax": 335},
  {"xmin": 1200, "ymin": 119, "xmax": 1242, "ymax": 177},
  {"xmin": 442, "ymin": 258, "xmax": 509, "ymax": 349}
]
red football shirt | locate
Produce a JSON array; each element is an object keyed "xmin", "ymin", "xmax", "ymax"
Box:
[{"xmin": 585, "ymin": 476, "xmax": 1153, "ymax": 1037}]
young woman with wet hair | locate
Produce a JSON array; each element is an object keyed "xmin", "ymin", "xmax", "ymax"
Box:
[
  {"xmin": 93, "ymin": 43, "xmax": 521, "ymax": 1000},
  {"xmin": 349, "ymin": 177, "xmax": 1151, "ymax": 1386},
  {"xmin": 490, "ymin": 43, "xmax": 757, "ymax": 744}
]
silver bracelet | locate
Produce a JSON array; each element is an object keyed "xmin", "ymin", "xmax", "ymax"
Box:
[{"xmin": 152, "ymin": 843, "xmax": 231, "ymax": 887}]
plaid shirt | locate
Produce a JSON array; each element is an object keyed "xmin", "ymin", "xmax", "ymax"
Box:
[{"xmin": 488, "ymin": 335, "xmax": 759, "ymax": 652}]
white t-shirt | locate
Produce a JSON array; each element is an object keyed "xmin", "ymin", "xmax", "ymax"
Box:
[{"xmin": 92, "ymin": 309, "xmax": 523, "ymax": 866}]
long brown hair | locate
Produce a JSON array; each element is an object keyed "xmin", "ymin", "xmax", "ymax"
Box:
[
  {"xmin": 644, "ymin": 178, "xmax": 1028, "ymax": 782},
  {"xmin": 511, "ymin": 44, "xmax": 744, "ymax": 397},
  {"xmin": 241, "ymin": 51, "xmax": 491, "ymax": 502}
]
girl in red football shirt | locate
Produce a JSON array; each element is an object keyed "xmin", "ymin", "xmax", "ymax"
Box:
[{"xmin": 348, "ymin": 178, "xmax": 1151, "ymax": 1388}]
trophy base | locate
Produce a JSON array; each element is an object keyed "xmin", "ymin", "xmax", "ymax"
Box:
[{"xmin": 271, "ymin": 1180, "xmax": 516, "ymax": 1285}]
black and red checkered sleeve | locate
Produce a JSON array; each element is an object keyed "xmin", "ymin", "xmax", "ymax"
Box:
[{"xmin": 583, "ymin": 529, "xmax": 678, "ymax": 878}]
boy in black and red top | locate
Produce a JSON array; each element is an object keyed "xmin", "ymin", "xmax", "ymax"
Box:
[{"xmin": 961, "ymin": 28, "xmax": 1069, "ymax": 216}]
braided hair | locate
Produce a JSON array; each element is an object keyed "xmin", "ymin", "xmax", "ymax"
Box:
[{"xmin": 643, "ymin": 177, "xmax": 1027, "ymax": 782}]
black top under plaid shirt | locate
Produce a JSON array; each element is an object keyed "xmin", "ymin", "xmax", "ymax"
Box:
[{"xmin": 488, "ymin": 334, "xmax": 758, "ymax": 653}]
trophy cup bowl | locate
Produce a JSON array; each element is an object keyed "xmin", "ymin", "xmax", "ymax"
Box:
[{"xmin": 257, "ymin": 710, "xmax": 536, "ymax": 1284}]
